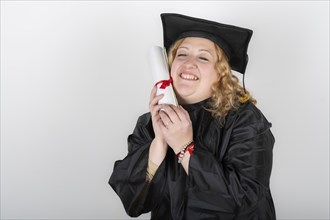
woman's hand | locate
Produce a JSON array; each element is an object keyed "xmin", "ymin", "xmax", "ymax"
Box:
[
  {"xmin": 149, "ymin": 86, "xmax": 166, "ymax": 143},
  {"xmin": 158, "ymin": 104, "xmax": 193, "ymax": 154},
  {"xmin": 149, "ymin": 87, "xmax": 168, "ymax": 166}
]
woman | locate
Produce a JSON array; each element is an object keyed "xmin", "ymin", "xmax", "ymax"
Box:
[{"xmin": 109, "ymin": 13, "xmax": 276, "ymax": 220}]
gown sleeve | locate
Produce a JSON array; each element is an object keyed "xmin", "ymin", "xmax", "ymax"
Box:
[
  {"xmin": 186, "ymin": 102, "xmax": 275, "ymax": 218},
  {"xmin": 108, "ymin": 113, "xmax": 167, "ymax": 217}
]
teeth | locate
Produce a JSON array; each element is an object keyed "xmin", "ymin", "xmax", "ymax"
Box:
[{"xmin": 180, "ymin": 73, "xmax": 198, "ymax": 80}]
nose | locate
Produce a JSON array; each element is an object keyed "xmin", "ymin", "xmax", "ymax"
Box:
[{"xmin": 184, "ymin": 57, "xmax": 197, "ymax": 69}]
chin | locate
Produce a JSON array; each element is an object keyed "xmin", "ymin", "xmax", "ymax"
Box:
[{"xmin": 173, "ymin": 87, "xmax": 202, "ymax": 104}]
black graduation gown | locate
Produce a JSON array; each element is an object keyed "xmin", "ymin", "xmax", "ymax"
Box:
[{"xmin": 109, "ymin": 100, "xmax": 276, "ymax": 220}]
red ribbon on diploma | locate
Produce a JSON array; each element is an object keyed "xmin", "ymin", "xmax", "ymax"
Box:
[{"xmin": 155, "ymin": 76, "xmax": 173, "ymax": 89}]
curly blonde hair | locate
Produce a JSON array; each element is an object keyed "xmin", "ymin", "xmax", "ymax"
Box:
[{"xmin": 167, "ymin": 38, "xmax": 256, "ymax": 120}]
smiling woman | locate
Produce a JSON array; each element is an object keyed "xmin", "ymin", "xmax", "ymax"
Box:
[
  {"xmin": 170, "ymin": 37, "xmax": 218, "ymax": 104},
  {"xmin": 109, "ymin": 13, "xmax": 276, "ymax": 220},
  {"xmin": 1, "ymin": 1, "xmax": 329, "ymax": 219}
]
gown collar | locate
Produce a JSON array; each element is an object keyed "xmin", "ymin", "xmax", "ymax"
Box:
[{"xmin": 181, "ymin": 99, "xmax": 210, "ymax": 112}]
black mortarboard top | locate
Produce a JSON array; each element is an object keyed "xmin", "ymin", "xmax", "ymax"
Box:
[{"xmin": 161, "ymin": 13, "xmax": 253, "ymax": 74}]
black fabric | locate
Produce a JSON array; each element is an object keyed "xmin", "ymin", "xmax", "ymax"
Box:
[
  {"xmin": 161, "ymin": 13, "xmax": 253, "ymax": 74},
  {"xmin": 109, "ymin": 100, "xmax": 276, "ymax": 220}
]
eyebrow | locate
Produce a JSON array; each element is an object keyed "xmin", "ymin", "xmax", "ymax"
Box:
[
  {"xmin": 178, "ymin": 46, "xmax": 213, "ymax": 55},
  {"xmin": 199, "ymin": 49, "xmax": 213, "ymax": 55},
  {"xmin": 178, "ymin": 46, "xmax": 189, "ymax": 50}
]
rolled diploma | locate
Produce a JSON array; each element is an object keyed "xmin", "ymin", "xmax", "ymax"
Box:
[{"xmin": 149, "ymin": 46, "xmax": 178, "ymax": 106}]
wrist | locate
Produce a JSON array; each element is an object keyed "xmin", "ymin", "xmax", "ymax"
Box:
[
  {"xmin": 176, "ymin": 140, "xmax": 195, "ymax": 163},
  {"xmin": 149, "ymin": 138, "xmax": 168, "ymax": 166},
  {"xmin": 153, "ymin": 137, "xmax": 167, "ymax": 148},
  {"xmin": 173, "ymin": 139, "xmax": 192, "ymax": 155}
]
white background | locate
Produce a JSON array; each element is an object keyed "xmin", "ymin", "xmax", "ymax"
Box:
[{"xmin": 1, "ymin": 1, "xmax": 329, "ymax": 219}]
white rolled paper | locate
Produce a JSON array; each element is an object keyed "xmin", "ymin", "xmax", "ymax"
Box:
[{"xmin": 149, "ymin": 46, "xmax": 178, "ymax": 106}]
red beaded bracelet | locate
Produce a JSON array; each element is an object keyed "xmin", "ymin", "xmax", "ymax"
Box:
[
  {"xmin": 176, "ymin": 141, "xmax": 195, "ymax": 163},
  {"xmin": 185, "ymin": 143, "xmax": 195, "ymax": 156}
]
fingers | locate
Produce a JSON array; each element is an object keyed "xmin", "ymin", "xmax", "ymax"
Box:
[
  {"xmin": 149, "ymin": 85, "xmax": 157, "ymax": 102},
  {"xmin": 176, "ymin": 105, "xmax": 190, "ymax": 122},
  {"xmin": 149, "ymin": 86, "xmax": 191, "ymax": 132},
  {"xmin": 159, "ymin": 105, "xmax": 190, "ymax": 123},
  {"xmin": 157, "ymin": 118, "xmax": 168, "ymax": 132},
  {"xmin": 159, "ymin": 105, "xmax": 179, "ymax": 124},
  {"xmin": 149, "ymin": 86, "xmax": 164, "ymax": 112},
  {"xmin": 159, "ymin": 109, "xmax": 173, "ymax": 128}
]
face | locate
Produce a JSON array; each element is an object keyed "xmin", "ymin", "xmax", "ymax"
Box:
[{"xmin": 170, "ymin": 37, "xmax": 218, "ymax": 104}]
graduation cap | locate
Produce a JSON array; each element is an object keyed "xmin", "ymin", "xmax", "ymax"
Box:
[{"xmin": 161, "ymin": 13, "xmax": 253, "ymax": 74}]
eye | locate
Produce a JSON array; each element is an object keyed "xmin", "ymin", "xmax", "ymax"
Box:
[
  {"xmin": 199, "ymin": 57, "xmax": 209, "ymax": 62},
  {"xmin": 177, "ymin": 53, "xmax": 187, "ymax": 57}
]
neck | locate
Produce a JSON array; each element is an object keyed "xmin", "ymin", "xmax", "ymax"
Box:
[{"xmin": 177, "ymin": 95, "xmax": 211, "ymax": 105}]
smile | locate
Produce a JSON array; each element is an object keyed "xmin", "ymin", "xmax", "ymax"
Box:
[{"xmin": 180, "ymin": 73, "xmax": 199, "ymax": 80}]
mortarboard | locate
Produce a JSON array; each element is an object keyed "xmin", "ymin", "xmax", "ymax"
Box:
[{"xmin": 161, "ymin": 13, "xmax": 253, "ymax": 74}]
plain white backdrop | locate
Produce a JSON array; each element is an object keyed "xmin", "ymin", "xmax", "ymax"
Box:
[{"xmin": 1, "ymin": 1, "xmax": 329, "ymax": 219}]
